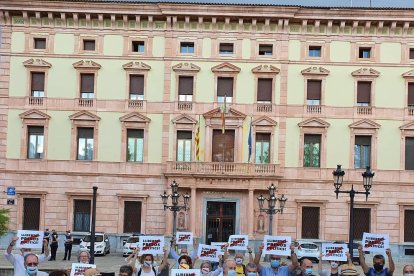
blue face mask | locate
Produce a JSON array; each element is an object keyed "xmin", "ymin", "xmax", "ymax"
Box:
[
  {"xmin": 270, "ymin": 260, "xmax": 280, "ymax": 268},
  {"xmin": 404, "ymin": 274, "xmax": 414, "ymax": 276},
  {"xmin": 305, "ymin": 268, "xmax": 313, "ymax": 275},
  {"xmin": 26, "ymin": 266, "xmax": 38, "ymax": 275},
  {"xmin": 247, "ymin": 272, "xmax": 256, "ymax": 276},
  {"xmin": 228, "ymin": 270, "xmax": 236, "ymax": 276}
]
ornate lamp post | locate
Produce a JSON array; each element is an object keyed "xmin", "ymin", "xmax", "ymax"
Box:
[
  {"xmin": 333, "ymin": 165, "xmax": 374, "ymax": 255},
  {"xmin": 257, "ymin": 183, "xmax": 287, "ymax": 235},
  {"xmin": 160, "ymin": 180, "xmax": 191, "ymax": 235}
]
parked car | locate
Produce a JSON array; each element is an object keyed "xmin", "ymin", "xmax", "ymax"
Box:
[
  {"xmin": 80, "ymin": 233, "xmax": 110, "ymax": 256},
  {"xmin": 293, "ymin": 240, "xmax": 320, "ymax": 263},
  {"xmin": 123, "ymin": 233, "xmax": 145, "ymax": 257}
]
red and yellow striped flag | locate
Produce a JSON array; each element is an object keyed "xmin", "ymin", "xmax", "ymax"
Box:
[
  {"xmin": 221, "ymin": 96, "xmax": 226, "ymax": 134},
  {"xmin": 195, "ymin": 120, "xmax": 200, "ymax": 161}
]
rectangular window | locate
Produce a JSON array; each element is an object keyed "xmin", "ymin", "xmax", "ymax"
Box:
[
  {"xmin": 127, "ymin": 129, "xmax": 144, "ymax": 162},
  {"xmin": 301, "ymin": 207, "xmax": 319, "ymax": 239},
  {"xmin": 410, "ymin": 48, "xmax": 414, "ymax": 60},
  {"xmin": 306, "ymin": 80, "xmax": 321, "ymax": 105},
  {"xmin": 408, "ymin": 83, "xmax": 414, "ymax": 107},
  {"xmin": 255, "ymin": 133, "xmax": 270, "ymax": 164},
  {"xmin": 257, "ymin": 78, "xmax": 272, "ymax": 103},
  {"xmin": 83, "ymin": 39, "xmax": 96, "ymax": 51},
  {"xmin": 129, "ymin": 75, "xmax": 144, "ymax": 100},
  {"xmin": 23, "ymin": 198, "xmax": 40, "ymax": 230},
  {"xmin": 359, "ymin": 47, "xmax": 371, "ymax": 59},
  {"xmin": 219, "ymin": 43, "xmax": 234, "ymax": 55},
  {"xmin": 77, "ymin": 127, "xmax": 94, "ymax": 161},
  {"xmin": 124, "ymin": 201, "xmax": 142, "ymax": 233},
  {"xmin": 132, "ymin": 41, "xmax": 145, "ymax": 53},
  {"xmin": 80, "ymin": 73, "xmax": 95, "ymax": 99},
  {"xmin": 27, "ymin": 126, "xmax": 44, "ymax": 159},
  {"xmin": 180, "ymin": 42, "xmax": 195, "ymax": 54},
  {"xmin": 404, "ymin": 209, "xmax": 414, "ymax": 242},
  {"xmin": 357, "ymin": 81, "xmax": 371, "ymax": 106},
  {"xmin": 308, "ymin": 46, "xmax": 321, "ymax": 57},
  {"xmin": 405, "ymin": 137, "xmax": 414, "ymax": 170},
  {"xmin": 217, "ymin": 77, "xmax": 233, "ymax": 103},
  {"xmin": 73, "ymin": 199, "xmax": 91, "ymax": 232},
  {"xmin": 31, "ymin": 72, "xmax": 45, "ymax": 97},
  {"xmin": 354, "ymin": 135, "xmax": 371, "ymax": 169},
  {"xmin": 178, "ymin": 76, "xmax": 194, "ymax": 102},
  {"xmin": 258, "ymin": 44, "xmax": 273, "ymax": 56},
  {"xmin": 354, "ymin": 208, "xmax": 370, "ymax": 240},
  {"xmin": 34, "ymin": 38, "xmax": 46, "ymax": 49},
  {"xmin": 303, "ymin": 134, "xmax": 321, "ymax": 167},
  {"xmin": 212, "ymin": 129, "xmax": 235, "ymax": 162},
  {"xmin": 177, "ymin": 131, "xmax": 192, "ymax": 162}
]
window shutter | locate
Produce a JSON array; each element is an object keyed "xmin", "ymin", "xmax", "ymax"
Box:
[
  {"xmin": 259, "ymin": 45, "xmax": 273, "ymax": 52},
  {"xmin": 404, "ymin": 209, "xmax": 414, "ymax": 242},
  {"xmin": 307, "ymin": 80, "xmax": 321, "ymax": 100},
  {"xmin": 177, "ymin": 131, "xmax": 192, "ymax": 140},
  {"xmin": 179, "ymin": 76, "xmax": 194, "ymax": 95},
  {"xmin": 357, "ymin": 81, "xmax": 371, "ymax": 103},
  {"xmin": 217, "ymin": 77, "xmax": 233, "ymax": 97},
  {"xmin": 83, "ymin": 40, "xmax": 95, "ymax": 51},
  {"xmin": 130, "ymin": 75, "xmax": 144, "ymax": 95},
  {"xmin": 355, "ymin": 135, "xmax": 371, "ymax": 146},
  {"xmin": 127, "ymin": 129, "xmax": 144, "ymax": 139},
  {"xmin": 81, "ymin": 74, "xmax": 94, "ymax": 93},
  {"xmin": 124, "ymin": 201, "xmax": 142, "ymax": 233},
  {"xmin": 220, "ymin": 43, "xmax": 233, "ymax": 52},
  {"xmin": 22, "ymin": 198, "xmax": 40, "ymax": 230},
  {"xmin": 77, "ymin": 127, "xmax": 94, "ymax": 139},
  {"xmin": 408, "ymin": 83, "xmax": 414, "ymax": 105},
  {"xmin": 31, "ymin": 72, "xmax": 45, "ymax": 91},
  {"xmin": 212, "ymin": 130, "xmax": 235, "ymax": 162},
  {"xmin": 405, "ymin": 137, "xmax": 414, "ymax": 170},
  {"xmin": 257, "ymin": 78, "xmax": 272, "ymax": 101},
  {"xmin": 256, "ymin": 133, "xmax": 270, "ymax": 142},
  {"xmin": 354, "ymin": 208, "xmax": 371, "ymax": 240},
  {"xmin": 301, "ymin": 207, "xmax": 320, "ymax": 239}
]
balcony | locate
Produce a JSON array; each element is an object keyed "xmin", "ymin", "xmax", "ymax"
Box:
[
  {"xmin": 409, "ymin": 106, "xmax": 414, "ymax": 116},
  {"xmin": 306, "ymin": 105, "xmax": 322, "ymax": 114},
  {"xmin": 177, "ymin": 101, "xmax": 193, "ymax": 111},
  {"xmin": 78, "ymin": 98, "xmax": 94, "ymax": 107},
  {"xmin": 356, "ymin": 106, "xmax": 372, "ymax": 115},
  {"xmin": 28, "ymin": 96, "xmax": 44, "ymax": 106},
  {"xmin": 128, "ymin": 99, "xmax": 144, "ymax": 109},
  {"xmin": 256, "ymin": 103, "xmax": 273, "ymax": 112}
]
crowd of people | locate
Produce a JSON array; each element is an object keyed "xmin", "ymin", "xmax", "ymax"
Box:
[{"xmin": 3, "ymin": 234, "xmax": 414, "ymax": 276}]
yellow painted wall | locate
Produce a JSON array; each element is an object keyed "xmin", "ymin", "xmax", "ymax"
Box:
[
  {"xmin": 103, "ymin": 35, "xmax": 123, "ymax": 56},
  {"xmin": 202, "ymin": 38, "xmax": 212, "ymax": 58},
  {"xmin": 6, "ymin": 110, "xmax": 22, "ymax": 158},
  {"xmin": 380, "ymin": 43, "xmax": 401, "ymax": 64},
  {"xmin": 237, "ymin": 67, "xmax": 255, "ymax": 104},
  {"xmin": 47, "ymin": 59, "xmax": 77, "ymax": 99},
  {"xmin": 330, "ymin": 41, "xmax": 351, "ymax": 62},
  {"xmin": 11, "ymin": 32, "xmax": 24, "ymax": 53},
  {"xmin": 288, "ymin": 40, "xmax": 301, "ymax": 61},
  {"xmin": 242, "ymin": 39, "xmax": 251, "ymax": 59},
  {"xmin": 147, "ymin": 114, "xmax": 163, "ymax": 163},
  {"xmin": 324, "ymin": 66, "xmax": 355, "ymax": 107},
  {"xmin": 377, "ymin": 120, "xmax": 401, "ymax": 170},
  {"xmin": 152, "ymin": 36, "xmax": 165, "ymax": 57},
  {"xmin": 146, "ymin": 61, "xmax": 164, "ymax": 102},
  {"xmin": 194, "ymin": 62, "xmax": 215, "ymax": 103},
  {"xmin": 284, "ymin": 118, "xmax": 301, "ymax": 167},
  {"xmin": 375, "ymin": 67, "xmax": 405, "ymax": 108},
  {"xmin": 9, "ymin": 57, "xmax": 26, "ymax": 97},
  {"xmin": 286, "ymin": 64, "xmax": 305, "ymax": 105},
  {"xmin": 97, "ymin": 60, "xmax": 125, "ymax": 100},
  {"xmin": 54, "ymin": 34, "xmax": 74, "ymax": 55},
  {"xmin": 47, "ymin": 111, "xmax": 72, "ymax": 160},
  {"xmin": 326, "ymin": 119, "xmax": 352, "ymax": 169},
  {"xmin": 97, "ymin": 112, "xmax": 122, "ymax": 162}
]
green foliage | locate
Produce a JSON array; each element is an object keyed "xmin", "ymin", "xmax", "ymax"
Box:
[{"xmin": 0, "ymin": 208, "xmax": 10, "ymax": 236}]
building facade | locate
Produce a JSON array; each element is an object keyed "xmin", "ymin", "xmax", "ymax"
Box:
[{"xmin": 0, "ymin": 0, "xmax": 414, "ymax": 256}]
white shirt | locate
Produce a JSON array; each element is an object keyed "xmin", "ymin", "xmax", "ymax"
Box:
[
  {"xmin": 4, "ymin": 251, "xmax": 49, "ymax": 276},
  {"xmin": 29, "ymin": 271, "xmax": 48, "ymax": 276},
  {"xmin": 133, "ymin": 264, "xmax": 160, "ymax": 276}
]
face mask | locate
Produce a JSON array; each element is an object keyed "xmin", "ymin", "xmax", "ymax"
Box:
[
  {"xmin": 374, "ymin": 264, "xmax": 384, "ymax": 271},
  {"xmin": 247, "ymin": 273, "xmax": 256, "ymax": 276},
  {"xmin": 330, "ymin": 262, "xmax": 339, "ymax": 269},
  {"xmin": 227, "ymin": 270, "xmax": 236, "ymax": 276},
  {"xmin": 404, "ymin": 274, "xmax": 414, "ymax": 276},
  {"xmin": 235, "ymin": 258, "xmax": 243, "ymax": 265},
  {"xmin": 305, "ymin": 268, "xmax": 313, "ymax": 275},
  {"xmin": 180, "ymin": 263, "xmax": 190, "ymax": 269},
  {"xmin": 26, "ymin": 266, "xmax": 38, "ymax": 275},
  {"xmin": 143, "ymin": 261, "xmax": 152, "ymax": 267},
  {"xmin": 202, "ymin": 267, "xmax": 210, "ymax": 274},
  {"xmin": 270, "ymin": 260, "xmax": 280, "ymax": 268}
]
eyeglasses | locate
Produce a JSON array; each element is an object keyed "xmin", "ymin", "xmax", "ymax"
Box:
[{"xmin": 26, "ymin": 262, "xmax": 38, "ymax": 267}]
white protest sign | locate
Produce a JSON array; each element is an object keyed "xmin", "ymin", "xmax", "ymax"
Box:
[
  {"xmin": 176, "ymin": 232, "xmax": 193, "ymax": 245},
  {"xmin": 138, "ymin": 236, "xmax": 164, "ymax": 255},
  {"xmin": 197, "ymin": 244, "xmax": 221, "ymax": 262},
  {"xmin": 321, "ymin": 243, "xmax": 348, "ymax": 261},
  {"xmin": 16, "ymin": 230, "xmax": 44, "ymax": 249},
  {"xmin": 70, "ymin": 263, "xmax": 96, "ymax": 276},
  {"xmin": 228, "ymin": 235, "xmax": 248, "ymax": 251},
  {"xmin": 263, "ymin": 235, "xmax": 291, "ymax": 256},
  {"xmin": 171, "ymin": 269, "xmax": 201, "ymax": 276},
  {"xmin": 211, "ymin": 242, "xmax": 227, "ymax": 255},
  {"xmin": 362, "ymin": 232, "xmax": 389, "ymax": 253}
]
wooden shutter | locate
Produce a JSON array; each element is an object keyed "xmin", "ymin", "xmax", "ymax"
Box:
[
  {"xmin": 179, "ymin": 76, "xmax": 194, "ymax": 95},
  {"xmin": 408, "ymin": 83, "xmax": 414, "ymax": 105},
  {"xmin": 130, "ymin": 75, "xmax": 144, "ymax": 95},
  {"xmin": 355, "ymin": 135, "xmax": 371, "ymax": 146},
  {"xmin": 81, "ymin": 74, "xmax": 94, "ymax": 93},
  {"xmin": 212, "ymin": 130, "xmax": 235, "ymax": 162},
  {"xmin": 23, "ymin": 198, "xmax": 40, "ymax": 230},
  {"xmin": 127, "ymin": 129, "xmax": 144, "ymax": 139},
  {"xmin": 405, "ymin": 209, "xmax": 414, "ymax": 242},
  {"xmin": 124, "ymin": 201, "xmax": 142, "ymax": 233},
  {"xmin": 220, "ymin": 43, "xmax": 233, "ymax": 52},
  {"xmin": 357, "ymin": 81, "xmax": 371, "ymax": 103},
  {"xmin": 217, "ymin": 77, "xmax": 233, "ymax": 97},
  {"xmin": 406, "ymin": 137, "xmax": 414, "ymax": 170},
  {"xmin": 307, "ymin": 80, "xmax": 321, "ymax": 100},
  {"xmin": 31, "ymin": 72, "xmax": 45, "ymax": 91},
  {"xmin": 354, "ymin": 208, "xmax": 371, "ymax": 240},
  {"xmin": 78, "ymin": 127, "xmax": 94, "ymax": 139},
  {"xmin": 301, "ymin": 207, "xmax": 320, "ymax": 239},
  {"xmin": 257, "ymin": 78, "xmax": 272, "ymax": 101}
]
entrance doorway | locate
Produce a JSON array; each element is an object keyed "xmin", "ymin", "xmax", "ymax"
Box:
[{"xmin": 206, "ymin": 201, "xmax": 236, "ymax": 244}]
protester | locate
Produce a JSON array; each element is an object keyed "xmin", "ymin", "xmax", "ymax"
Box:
[
  {"xmin": 49, "ymin": 230, "xmax": 59, "ymax": 261},
  {"xmin": 170, "ymin": 237, "xmax": 198, "ymax": 268},
  {"xmin": 200, "ymin": 260, "xmax": 223, "ymax": 276},
  {"xmin": 127, "ymin": 247, "xmax": 169, "ymax": 276},
  {"xmin": 49, "ymin": 271, "xmax": 69, "ymax": 276},
  {"xmin": 245, "ymin": 262, "xmax": 259, "ymax": 276},
  {"xmin": 24, "ymin": 253, "xmax": 48, "ymax": 276},
  {"xmin": 119, "ymin": 265, "xmax": 134, "ymax": 276},
  {"xmin": 178, "ymin": 254, "xmax": 193, "ymax": 269},
  {"xmin": 63, "ymin": 230, "xmax": 73, "ymax": 261},
  {"xmin": 403, "ymin": 264, "xmax": 414, "ymax": 276},
  {"xmin": 224, "ymin": 259, "xmax": 237, "ymax": 276},
  {"xmin": 299, "ymin": 259, "xmax": 315, "ymax": 276},
  {"xmin": 254, "ymin": 243, "xmax": 299, "ymax": 276},
  {"xmin": 318, "ymin": 252, "xmax": 352, "ymax": 276},
  {"xmin": 5, "ymin": 236, "xmax": 50, "ymax": 276},
  {"xmin": 358, "ymin": 246, "xmax": 394, "ymax": 276},
  {"xmin": 77, "ymin": 250, "xmax": 91, "ymax": 264},
  {"xmin": 339, "ymin": 263, "xmax": 359, "ymax": 276}
]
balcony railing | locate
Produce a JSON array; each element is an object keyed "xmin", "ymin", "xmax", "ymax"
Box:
[
  {"xmin": 256, "ymin": 103, "xmax": 273, "ymax": 112},
  {"xmin": 177, "ymin": 101, "xmax": 193, "ymax": 111},
  {"xmin": 128, "ymin": 99, "xmax": 144, "ymax": 109},
  {"xmin": 306, "ymin": 105, "xmax": 322, "ymax": 114},
  {"xmin": 78, "ymin": 98, "xmax": 94, "ymax": 107},
  {"xmin": 357, "ymin": 106, "xmax": 372, "ymax": 115},
  {"xmin": 28, "ymin": 96, "xmax": 44, "ymax": 106},
  {"xmin": 409, "ymin": 106, "xmax": 414, "ymax": 116}
]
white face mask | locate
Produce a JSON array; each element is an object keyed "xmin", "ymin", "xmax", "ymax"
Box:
[
  {"xmin": 202, "ymin": 267, "xmax": 210, "ymax": 274},
  {"xmin": 404, "ymin": 274, "xmax": 414, "ymax": 276},
  {"xmin": 143, "ymin": 261, "xmax": 152, "ymax": 267},
  {"xmin": 235, "ymin": 258, "xmax": 243, "ymax": 265},
  {"xmin": 330, "ymin": 262, "xmax": 339, "ymax": 269}
]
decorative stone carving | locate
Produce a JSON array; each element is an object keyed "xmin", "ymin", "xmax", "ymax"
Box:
[
  {"xmin": 301, "ymin": 66, "xmax": 330, "ymax": 76},
  {"xmin": 172, "ymin": 62, "xmax": 201, "ymax": 72},
  {"xmin": 23, "ymin": 58, "xmax": 52, "ymax": 68},
  {"xmin": 351, "ymin": 68, "xmax": 380, "ymax": 77},
  {"xmin": 72, "ymin": 60, "xmax": 101, "ymax": 70},
  {"xmin": 122, "ymin": 61, "xmax": 151, "ymax": 71}
]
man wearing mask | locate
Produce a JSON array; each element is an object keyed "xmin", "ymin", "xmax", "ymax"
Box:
[
  {"xmin": 300, "ymin": 259, "xmax": 315, "ymax": 276},
  {"xmin": 403, "ymin": 264, "xmax": 414, "ymax": 276},
  {"xmin": 24, "ymin": 253, "xmax": 48, "ymax": 276},
  {"xmin": 49, "ymin": 229, "xmax": 59, "ymax": 261},
  {"xmin": 246, "ymin": 263, "xmax": 258, "ymax": 276},
  {"xmin": 5, "ymin": 236, "xmax": 50, "ymax": 276},
  {"xmin": 254, "ymin": 243, "xmax": 299, "ymax": 276},
  {"xmin": 358, "ymin": 246, "xmax": 394, "ymax": 276},
  {"xmin": 62, "ymin": 230, "xmax": 73, "ymax": 261}
]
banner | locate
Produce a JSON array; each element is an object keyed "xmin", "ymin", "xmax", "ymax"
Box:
[
  {"xmin": 362, "ymin": 232, "xmax": 389, "ymax": 253},
  {"xmin": 228, "ymin": 235, "xmax": 248, "ymax": 251},
  {"xmin": 197, "ymin": 244, "xmax": 221, "ymax": 262},
  {"xmin": 70, "ymin": 263, "xmax": 96, "ymax": 276},
  {"xmin": 176, "ymin": 232, "xmax": 193, "ymax": 245},
  {"xmin": 171, "ymin": 269, "xmax": 201, "ymax": 276},
  {"xmin": 263, "ymin": 235, "xmax": 291, "ymax": 256},
  {"xmin": 321, "ymin": 243, "xmax": 348, "ymax": 261},
  {"xmin": 138, "ymin": 236, "xmax": 164, "ymax": 255},
  {"xmin": 211, "ymin": 242, "xmax": 227, "ymax": 255},
  {"xmin": 16, "ymin": 230, "xmax": 44, "ymax": 249}
]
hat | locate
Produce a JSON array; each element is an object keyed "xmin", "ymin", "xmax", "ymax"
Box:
[{"xmin": 340, "ymin": 264, "xmax": 360, "ymax": 276}]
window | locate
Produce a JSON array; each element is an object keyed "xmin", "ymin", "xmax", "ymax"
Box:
[
  {"xmin": 27, "ymin": 126, "xmax": 44, "ymax": 159},
  {"xmin": 257, "ymin": 78, "xmax": 272, "ymax": 103},
  {"xmin": 124, "ymin": 201, "xmax": 142, "ymax": 233},
  {"xmin": 129, "ymin": 75, "xmax": 144, "ymax": 100},
  {"xmin": 354, "ymin": 208, "xmax": 370, "ymax": 240},
  {"xmin": 303, "ymin": 134, "xmax": 321, "ymax": 167},
  {"xmin": 73, "ymin": 199, "xmax": 91, "ymax": 232},
  {"xmin": 306, "ymin": 80, "xmax": 321, "ymax": 105},
  {"xmin": 357, "ymin": 81, "xmax": 371, "ymax": 106},
  {"xmin": 180, "ymin": 42, "xmax": 195, "ymax": 54},
  {"xmin": 80, "ymin": 73, "xmax": 95, "ymax": 99},
  {"xmin": 258, "ymin": 44, "xmax": 273, "ymax": 56},
  {"xmin": 34, "ymin": 38, "xmax": 46, "ymax": 50},
  {"xmin": 405, "ymin": 137, "xmax": 414, "ymax": 170},
  {"xmin": 255, "ymin": 133, "xmax": 270, "ymax": 164},
  {"xmin": 408, "ymin": 83, "xmax": 414, "ymax": 107},
  {"xmin": 404, "ymin": 209, "xmax": 414, "ymax": 242},
  {"xmin": 31, "ymin": 72, "xmax": 45, "ymax": 97},
  {"xmin": 212, "ymin": 129, "xmax": 235, "ymax": 162},
  {"xmin": 127, "ymin": 129, "xmax": 144, "ymax": 162},
  {"xmin": 83, "ymin": 40, "xmax": 96, "ymax": 51},
  {"xmin": 359, "ymin": 47, "xmax": 371, "ymax": 59},
  {"xmin": 176, "ymin": 131, "xmax": 192, "ymax": 162},
  {"xmin": 308, "ymin": 46, "xmax": 321, "ymax": 57},
  {"xmin": 217, "ymin": 77, "xmax": 233, "ymax": 103},
  {"xmin": 410, "ymin": 48, "xmax": 414, "ymax": 60},
  {"xmin": 354, "ymin": 135, "xmax": 371, "ymax": 169},
  {"xmin": 77, "ymin": 127, "xmax": 94, "ymax": 161},
  {"xmin": 178, "ymin": 76, "xmax": 194, "ymax": 102},
  {"xmin": 301, "ymin": 207, "xmax": 319, "ymax": 239},
  {"xmin": 219, "ymin": 43, "xmax": 234, "ymax": 55},
  {"xmin": 132, "ymin": 41, "xmax": 145, "ymax": 53},
  {"xmin": 23, "ymin": 198, "xmax": 40, "ymax": 230}
]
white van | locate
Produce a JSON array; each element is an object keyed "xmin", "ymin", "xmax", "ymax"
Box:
[{"xmin": 79, "ymin": 233, "xmax": 110, "ymax": 256}]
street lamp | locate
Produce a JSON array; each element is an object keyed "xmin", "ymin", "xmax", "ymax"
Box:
[
  {"xmin": 333, "ymin": 165, "xmax": 374, "ymax": 255},
  {"xmin": 257, "ymin": 183, "xmax": 287, "ymax": 235},
  {"xmin": 160, "ymin": 180, "xmax": 190, "ymax": 235}
]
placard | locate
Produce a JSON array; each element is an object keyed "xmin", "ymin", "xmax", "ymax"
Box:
[
  {"xmin": 362, "ymin": 232, "xmax": 389, "ymax": 253},
  {"xmin": 263, "ymin": 235, "xmax": 291, "ymax": 256},
  {"xmin": 138, "ymin": 236, "xmax": 164, "ymax": 255},
  {"xmin": 227, "ymin": 235, "xmax": 248, "ymax": 251},
  {"xmin": 16, "ymin": 230, "xmax": 44, "ymax": 249},
  {"xmin": 321, "ymin": 243, "xmax": 348, "ymax": 261},
  {"xmin": 176, "ymin": 232, "xmax": 193, "ymax": 245},
  {"xmin": 197, "ymin": 244, "xmax": 221, "ymax": 262},
  {"xmin": 211, "ymin": 242, "xmax": 227, "ymax": 255},
  {"xmin": 171, "ymin": 269, "xmax": 201, "ymax": 276},
  {"xmin": 70, "ymin": 263, "xmax": 96, "ymax": 276}
]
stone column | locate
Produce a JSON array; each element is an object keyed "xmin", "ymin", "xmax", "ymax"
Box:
[
  {"xmin": 190, "ymin": 187, "xmax": 197, "ymax": 234},
  {"xmin": 248, "ymin": 189, "xmax": 254, "ymax": 237}
]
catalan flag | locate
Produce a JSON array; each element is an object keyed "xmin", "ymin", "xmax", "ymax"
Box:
[
  {"xmin": 195, "ymin": 117, "xmax": 200, "ymax": 161},
  {"xmin": 248, "ymin": 118, "xmax": 252, "ymax": 162}
]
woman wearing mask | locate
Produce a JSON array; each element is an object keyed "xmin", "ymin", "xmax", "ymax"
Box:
[
  {"xmin": 318, "ymin": 252, "xmax": 352, "ymax": 276},
  {"xmin": 49, "ymin": 230, "xmax": 59, "ymax": 261},
  {"xmin": 128, "ymin": 247, "xmax": 169, "ymax": 276},
  {"xmin": 200, "ymin": 261, "xmax": 223, "ymax": 276},
  {"xmin": 178, "ymin": 255, "xmax": 193, "ymax": 269}
]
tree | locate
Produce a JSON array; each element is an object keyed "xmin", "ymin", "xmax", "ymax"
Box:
[{"xmin": 0, "ymin": 208, "xmax": 10, "ymax": 236}]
